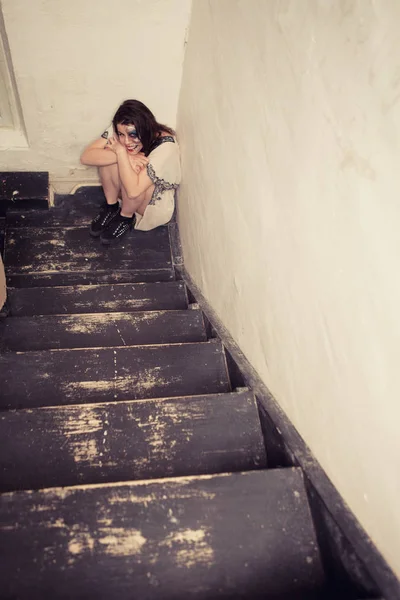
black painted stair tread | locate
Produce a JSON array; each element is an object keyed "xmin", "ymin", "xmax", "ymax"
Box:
[
  {"xmin": 0, "ymin": 469, "xmax": 325, "ymax": 600},
  {"xmin": 54, "ymin": 187, "xmax": 105, "ymax": 208},
  {"xmin": 0, "ymin": 392, "xmax": 267, "ymax": 492},
  {"xmin": 4, "ymin": 225, "xmax": 172, "ymax": 274},
  {"xmin": 0, "ymin": 341, "xmax": 230, "ymax": 409},
  {"xmin": 7, "ymin": 206, "xmax": 95, "ymax": 228},
  {"xmin": 0, "ymin": 309, "xmax": 206, "ymax": 351},
  {"xmin": 7, "ymin": 267, "xmax": 175, "ymax": 288},
  {"xmin": 0, "ymin": 217, "xmax": 5, "ymax": 257},
  {"xmin": 0, "ymin": 171, "xmax": 49, "ymax": 201},
  {"xmin": 8, "ymin": 281, "xmax": 188, "ymax": 316}
]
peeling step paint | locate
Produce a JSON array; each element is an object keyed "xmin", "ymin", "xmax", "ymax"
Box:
[
  {"xmin": 0, "ymin": 309, "xmax": 207, "ymax": 350},
  {"xmin": 0, "ymin": 469, "xmax": 325, "ymax": 599},
  {"xmin": 0, "ymin": 391, "xmax": 267, "ymax": 491},
  {"xmin": 7, "ymin": 281, "xmax": 188, "ymax": 316},
  {"xmin": 0, "ymin": 342, "xmax": 231, "ymax": 409}
]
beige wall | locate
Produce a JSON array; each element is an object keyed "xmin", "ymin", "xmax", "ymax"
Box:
[
  {"xmin": 0, "ymin": 0, "xmax": 191, "ymax": 192},
  {"xmin": 177, "ymin": 0, "xmax": 400, "ymax": 577}
]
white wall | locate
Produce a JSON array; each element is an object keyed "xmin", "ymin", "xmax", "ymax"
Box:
[
  {"xmin": 177, "ymin": 0, "xmax": 400, "ymax": 577},
  {"xmin": 0, "ymin": 0, "xmax": 191, "ymax": 191}
]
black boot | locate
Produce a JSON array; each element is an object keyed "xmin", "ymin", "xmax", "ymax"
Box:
[
  {"xmin": 100, "ymin": 213, "xmax": 135, "ymax": 245},
  {"xmin": 90, "ymin": 202, "xmax": 120, "ymax": 237}
]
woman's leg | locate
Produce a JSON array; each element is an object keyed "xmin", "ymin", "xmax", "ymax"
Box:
[
  {"xmin": 90, "ymin": 164, "xmax": 121, "ymax": 237},
  {"xmin": 120, "ymin": 184, "xmax": 155, "ymax": 217},
  {"xmin": 99, "ymin": 164, "xmax": 154, "ymax": 213},
  {"xmin": 98, "ymin": 164, "xmax": 121, "ymax": 205},
  {"xmin": 99, "ymin": 183, "xmax": 156, "ymax": 245}
]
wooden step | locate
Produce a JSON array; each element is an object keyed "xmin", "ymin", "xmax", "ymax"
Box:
[
  {"xmin": 0, "ymin": 309, "xmax": 206, "ymax": 351},
  {"xmin": 54, "ymin": 187, "xmax": 105, "ymax": 209},
  {"xmin": 7, "ymin": 206, "xmax": 95, "ymax": 228},
  {"xmin": 0, "ymin": 216, "xmax": 5, "ymax": 257},
  {"xmin": 6, "ymin": 267, "xmax": 175, "ymax": 288},
  {"xmin": 0, "ymin": 469, "xmax": 325, "ymax": 599},
  {"xmin": 0, "ymin": 171, "xmax": 49, "ymax": 202},
  {"xmin": 0, "ymin": 391, "xmax": 266, "ymax": 492},
  {"xmin": 4, "ymin": 225, "xmax": 172, "ymax": 276},
  {"xmin": 0, "ymin": 341, "xmax": 230, "ymax": 409},
  {"xmin": 7, "ymin": 281, "xmax": 188, "ymax": 316}
]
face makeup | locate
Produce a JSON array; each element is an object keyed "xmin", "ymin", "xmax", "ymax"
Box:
[{"xmin": 116, "ymin": 123, "xmax": 143, "ymax": 154}]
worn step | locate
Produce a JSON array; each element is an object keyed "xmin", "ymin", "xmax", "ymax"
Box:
[
  {"xmin": 7, "ymin": 281, "xmax": 188, "ymax": 316},
  {"xmin": 0, "ymin": 217, "xmax": 5, "ymax": 257},
  {"xmin": 4, "ymin": 225, "xmax": 172, "ymax": 278},
  {"xmin": 0, "ymin": 171, "xmax": 49, "ymax": 203},
  {"xmin": 6, "ymin": 267, "xmax": 175, "ymax": 288},
  {"xmin": 0, "ymin": 341, "xmax": 230, "ymax": 409},
  {"xmin": 0, "ymin": 309, "xmax": 206, "ymax": 351},
  {"xmin": 0, "ymin": 469, "xmax": 325, "ymax": 599},
  {"xmin": 6, "ymin": 206, "xmax": 95, "ymax": 228},
  {"xmin": 0, "ymin": 391, "xmax": 266, "ymax": 492},
  {"xmin": 54, "ymin": 187, "xmax": 105, "ymax": 208}
]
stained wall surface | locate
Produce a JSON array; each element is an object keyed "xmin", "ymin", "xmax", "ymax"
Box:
[{"xmin": 177, "ymin": 0, "xmax": 400, "ymax": 577}]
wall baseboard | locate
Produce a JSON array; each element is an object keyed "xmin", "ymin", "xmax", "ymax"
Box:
[
  {"xmin": 50, "ymin": 177, "xmax": 100, "ymax": 196},
  {"xmin": 169, "ymin": 223, "xmax": 400, "ymax": 600}
]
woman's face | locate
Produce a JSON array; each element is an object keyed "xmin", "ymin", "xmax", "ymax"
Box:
[{"xmin": 116, "ymin": 123, "xmax": 143, "ymax": 155}]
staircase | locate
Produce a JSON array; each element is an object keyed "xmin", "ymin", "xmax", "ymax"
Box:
[{"xmin": 0, "ymin": 190, "xmax": 332, "ymax": 598}]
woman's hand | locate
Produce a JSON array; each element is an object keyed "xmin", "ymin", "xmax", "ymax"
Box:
[
  {"xmin": 128, "ymin": 152, "xmax": 149, "ymax": 175},
  {"xmin": 105, "ymin": 135, "xmax": 125, "ymax": 156}
]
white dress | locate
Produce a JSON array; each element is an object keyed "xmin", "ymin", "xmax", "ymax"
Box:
[{"xmin": 101, "ymin": 126, "xmax": 181, "ymax": 231}]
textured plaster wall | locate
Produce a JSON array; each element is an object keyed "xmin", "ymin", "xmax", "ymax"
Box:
[
  {"xmin": 177, "ymin": 0, "xmax": 400, "ymax": 577},
  {"xmin": 0, "ymin": 0, "xmax": 191, "ymax": 191}
]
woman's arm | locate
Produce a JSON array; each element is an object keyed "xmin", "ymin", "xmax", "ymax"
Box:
[
  {"xmin": 107, "ymin": 136, "xmax": 153, "ymax": 199},
  {"xmin": 80, "ymin": 138, "xmax": 118, "ymax": 166},
  {"xmin": 116, "ymin": 150, "xmax": 153, "ymax": 199}
]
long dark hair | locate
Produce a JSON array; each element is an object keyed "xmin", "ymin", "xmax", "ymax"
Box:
[{"xmin": 112, "ymin": 99, "xmax": 175, "ymax": 156}]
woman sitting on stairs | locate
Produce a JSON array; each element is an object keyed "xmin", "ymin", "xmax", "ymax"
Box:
[{"xmin": 80, "ymin": 99, "xmax": 181, "ymax": 245}]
